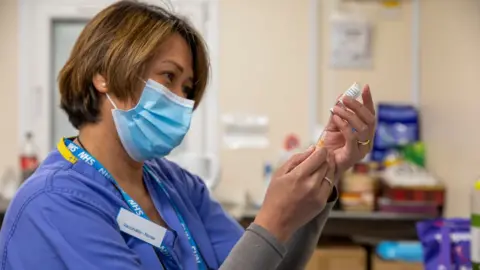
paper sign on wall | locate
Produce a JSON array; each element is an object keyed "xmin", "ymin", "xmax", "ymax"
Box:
[
  {"xmin": 222, "ymin": 114, "xmax": 269, "ymax": 149},
  {"xmin": 330, "ymin": 17, "xmax": 373, "ymax": 69}
]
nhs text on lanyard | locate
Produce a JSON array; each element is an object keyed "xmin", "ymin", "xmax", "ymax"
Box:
[{"xmin": 64, "ymin": 139, "xmax": 207, "ymax": 270}]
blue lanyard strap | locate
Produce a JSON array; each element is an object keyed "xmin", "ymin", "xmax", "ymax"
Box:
[{"xmin": 60, "ymin": 138, "xmax": 207, "ymax": 270}]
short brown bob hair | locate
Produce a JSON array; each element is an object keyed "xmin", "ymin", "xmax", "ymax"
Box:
[{"xmin": 58, "ymin": 0, "xmax": 209, "ymax": 129}]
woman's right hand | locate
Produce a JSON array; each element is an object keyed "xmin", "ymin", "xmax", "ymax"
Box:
[{"xmin": 253, "ymin": 146, "xmax": 335, "ymax": 243}]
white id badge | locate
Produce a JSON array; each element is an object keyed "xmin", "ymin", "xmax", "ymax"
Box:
[{"xmin": 116, "ymin": 208, "xmax": 167, "ymax": 248}]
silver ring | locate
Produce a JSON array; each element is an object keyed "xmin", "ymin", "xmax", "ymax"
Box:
[{"xmin": 323, "ymin": 176, "xmax": 333, "ymax": 187}]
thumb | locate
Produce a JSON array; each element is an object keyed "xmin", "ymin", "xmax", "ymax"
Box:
[{"xmin": 277, "ymin": 145, "xmax": 316, "ymax": 175}]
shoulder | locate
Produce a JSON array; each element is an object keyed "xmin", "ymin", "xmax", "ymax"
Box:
[
  {"xmin": 1, "ymin": 150, "xmax": 119, "ymax": 243},
  {"xmin": 0, "ymin": 152, "xmax": 140, "ymax": 269}
]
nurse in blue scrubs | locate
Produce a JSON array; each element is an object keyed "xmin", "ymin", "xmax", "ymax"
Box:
[{"xmin": 0, "ymin": 1, "xmax": 376, "ymax": 270}]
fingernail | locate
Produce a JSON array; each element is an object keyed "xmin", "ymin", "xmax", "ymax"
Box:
[
  {"xmin": 364, "ymin": 85, "xmax": 370, "ymax": 93},
  {"xmin": 329, "ymin": 107, "xmax": 334, "ymax": 114},
  {"xmin": 306, "ymin": 145, "xmax": 315, "ymax": 152}
]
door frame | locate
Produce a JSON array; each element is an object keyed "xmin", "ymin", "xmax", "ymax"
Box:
[{"xmin": 18, "ymin": 0, "xmax": 219, "ymax": 159}]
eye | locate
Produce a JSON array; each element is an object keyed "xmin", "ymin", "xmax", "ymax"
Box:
[
  {"xmin": 162, "ymin": 72, "xmax": 175, "ymax": 83},
  {"xmin": 182, "ymin": 86, "xmax": 194, "ymax": 99}
]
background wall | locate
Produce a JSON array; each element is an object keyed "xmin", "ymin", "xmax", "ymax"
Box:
[
  {"xmin": 318, "ymin": 0, "xmax": 414, "ymax": 123},
  {"xmin": 420, "ymin": 0, "xmax": 480, "ymax": 217},
  {"xmin": 316, "ymin": 0, "xmax": 480, "ymax": 217},
  {"xmin": 0, "ymin": 0, "xmax": 479, "ymax": 217},
  {"xmin": 215, "ymin": 0, "xmax": 311, "ymax": 205},
  {"xmin": 0, "ymin": 0, "xmax": 19, "ymax": 186}
]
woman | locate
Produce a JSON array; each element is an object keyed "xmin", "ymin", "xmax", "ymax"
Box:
[{"xmin": 0, "ymin": 1, "xmax": 376, "ymax": 270}]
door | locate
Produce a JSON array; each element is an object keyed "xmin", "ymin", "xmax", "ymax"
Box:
[{"xmin": 51, "ymin": 20, "xmax": 88, "ymax": 146}]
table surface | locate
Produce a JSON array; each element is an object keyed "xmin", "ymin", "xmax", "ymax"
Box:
[{"xmin": 239, "ymin": 206, "xmax": 436, "ymax": 241}]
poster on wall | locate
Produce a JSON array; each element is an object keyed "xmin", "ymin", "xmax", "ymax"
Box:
[{"xmin": 329, "ymin": 17, "xmax": 373, "ymax": 69}]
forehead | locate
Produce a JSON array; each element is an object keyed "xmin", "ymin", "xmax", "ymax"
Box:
[{"xmin": 151, "ymin": 34, "xmax": 193, "ymax": 73}]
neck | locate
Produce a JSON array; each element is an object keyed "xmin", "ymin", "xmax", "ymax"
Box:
[{"xmin": 76, "ymin": 125, "xmax": 144, "ymax": 189}]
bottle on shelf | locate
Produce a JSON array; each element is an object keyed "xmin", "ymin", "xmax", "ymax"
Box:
[{"xmin": 20, "ymin": 132, "xmax": 39, "ymax": 183}]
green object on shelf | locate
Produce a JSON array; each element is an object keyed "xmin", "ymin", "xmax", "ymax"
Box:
[{"xmin": 401, "ymin": 142, "xmax": 425, "ymax": 167}]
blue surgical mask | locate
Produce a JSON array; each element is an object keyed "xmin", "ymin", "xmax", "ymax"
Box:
[{"xmin": 106, "ymin": 79, "xmax": 194, "ymax": 162}]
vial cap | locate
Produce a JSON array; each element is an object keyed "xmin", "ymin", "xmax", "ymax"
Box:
[{"xmin": 344, "ymin": 82, "xmax": 362, "ymax": 100}]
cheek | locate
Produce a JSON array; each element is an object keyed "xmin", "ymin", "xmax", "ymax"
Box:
[
  {"xmin": 171, "ymin": 87, "xmax": 187, "ymax": 99},
  {"xmin": 148, "ymin": 76, "xmax": 187, "ymax": 98}
]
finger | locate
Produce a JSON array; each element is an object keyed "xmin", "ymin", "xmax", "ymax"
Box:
[
  {"xmin": 331, "ymin": 115, "xmax": 357, "ymax": 150},
  {"xmin": 361, "ymin": 84, "xmax": 375, "ymax": 115},
  {"xmin": 324, "ymin": 93, "xmax": 344, "ymax": 129},
  {"xmin": 325, "ymin": 152, "xmax": 335, "ymax": 186},
  {"xmin": 289, "ymin": 147, "xmax": 328, "ymax": 178},
  {"xmin": 311, "ymin": 161, "xmax": 329, "ymax": 186},
  {"xmin": 341, "ymin": 96, "xmax": 375, "ymax": 127},
  {"xmin": 328, "ymin": 93, "xmax": 344, "ymax": 113},
  {"xmin": 277, "ymin": 145, "xmax": 316, "ymax": 175},
  {"xmin": 314, "ymin": 153, "xmax": 336, "ymax": 202},
  {"xmin": 331, "ymin": 106, "xmax": 369, "ymax": 137}
]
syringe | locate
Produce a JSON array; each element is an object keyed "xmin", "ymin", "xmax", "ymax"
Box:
[{"xmin": 317, "ymin": 82, "xmax": 362, "ymax": 147}]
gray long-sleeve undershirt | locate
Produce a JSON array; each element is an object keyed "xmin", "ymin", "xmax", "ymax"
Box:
[{"xmin": 220, "ymin": 189, "xmax": 337, "ymax": 270}]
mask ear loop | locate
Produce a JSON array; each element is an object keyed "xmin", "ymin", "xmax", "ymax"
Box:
[
  {"xmin": 106, "ymin": 79, "xmax": 147, "ymax": 111},
  {"xmin": 105, "ymin": 94, "xmax": 118, "ymax": 109}
]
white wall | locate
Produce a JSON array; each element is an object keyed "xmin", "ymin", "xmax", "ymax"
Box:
[
  {"xmin": 318, "ymin": 0, "xmax": 415, "ymax": 124},
  {"xmin": 0, "ymin": 0, "xmax": 19, "ymax": 183},
  {"xmin": 215, "ymin": 0, "xmax": 311, "ymax": 204},
  {"xmin": 316, "ymin": 0, "xmax": 480, "ymax": 217},
  {"xmin": 420, "ymin": 0, "xmax": 480, "ymax": 217}
]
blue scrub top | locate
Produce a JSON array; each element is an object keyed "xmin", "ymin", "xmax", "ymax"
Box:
[{"xmin": 0, "ymin": 147, "xmax": 244, "ymax": 270}]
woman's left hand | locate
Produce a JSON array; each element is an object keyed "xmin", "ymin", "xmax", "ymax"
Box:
[{"xmin": 321, "ymin": 84, "xmax": 376, "ymax": 175}]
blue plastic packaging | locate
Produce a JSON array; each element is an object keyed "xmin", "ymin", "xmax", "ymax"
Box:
[
  {"xmin": 376, "ymin": 241, "xmax": 423, "ymax": 262},
  {"xmin": 417, "ymin": 218, "xmax": 471, "ymax": 270},
  {"xmin": 372, "ymin": 103, "xmax": 419, "ymax": 162}
]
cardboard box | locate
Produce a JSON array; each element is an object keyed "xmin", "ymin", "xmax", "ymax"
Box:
[
  {"xmin": 306, "ymin": 247, "xmax": 366, "ymax": 270},
  {"xmin": 373, "ymin": 255, "xmax": 423, "ymax": 270}
]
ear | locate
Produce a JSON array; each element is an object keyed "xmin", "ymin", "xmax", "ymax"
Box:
[{"xmin": 92, "ymin": 74, "xmax": 108, "ymax": 93}]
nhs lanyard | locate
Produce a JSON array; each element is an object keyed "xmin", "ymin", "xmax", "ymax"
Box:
[{"xmin": 63, "ymin": 139, "xmax": 207, "ymax": 270}]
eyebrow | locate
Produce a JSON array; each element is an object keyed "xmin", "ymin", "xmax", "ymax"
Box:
[
  {"xmin": 162, "ymin": 60, "xmax": 183, "ymax": 72},
  {"xmin": 161, "ymin": 60, "xmax": 194, "ymax": 83}
]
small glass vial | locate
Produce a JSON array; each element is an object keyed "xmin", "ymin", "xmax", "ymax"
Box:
[
  {"xmin": 335, "ymin": 82, "xmax": 362, "ymax": 109},
  {"xmin": 317, "ymin": 82, "xmax": 362, "ymax": 147}
]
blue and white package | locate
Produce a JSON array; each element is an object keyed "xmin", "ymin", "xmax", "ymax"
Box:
[
  {"xmin": 417, "ymin": 218, "xmax": 471, "ymax": 270},
  {"xmin": 372, "ymin": 103, "xmax": 419, "ymax": 161}
]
